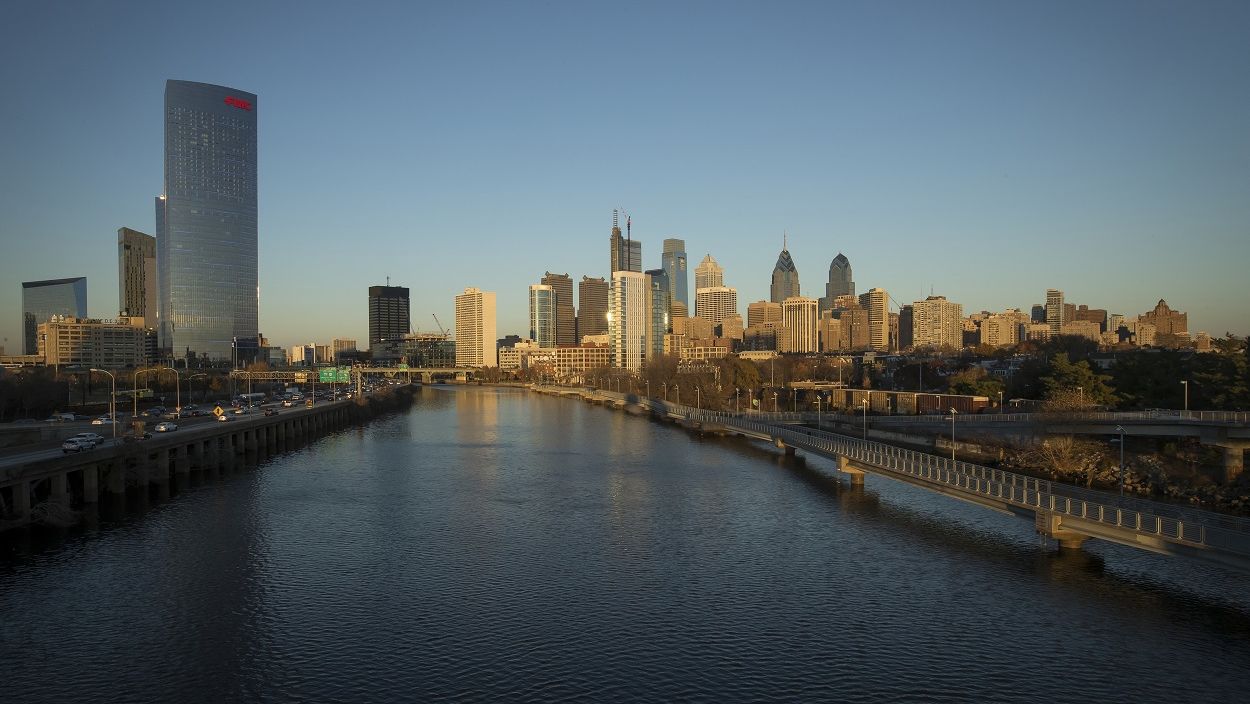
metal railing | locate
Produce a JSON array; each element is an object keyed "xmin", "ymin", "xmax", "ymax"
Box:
[{"xmin": 578, "ymin": 389, "xmax": 1250, "ymax": 558}]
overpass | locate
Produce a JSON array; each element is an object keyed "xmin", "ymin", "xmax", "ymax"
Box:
[
  {"xmin": 545, "ymin": 387, "xmax": 1250, "ymax": 572},
  {"xmin": 229, "ymin": 366, "xmax": 477, "ymax": 389}
]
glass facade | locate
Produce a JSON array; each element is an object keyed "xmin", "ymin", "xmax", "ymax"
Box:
[
  {"xmin": 22, "ymin": 277, "xmax": 87, "ymax": 354},
  {"xmin": 645, "ymin": 269, "xmax": 669, "ymax": 359},
  {"xmin": 661, "ymin": 239, "xmax": 688, "ymax": 312},
  {"xmin": 159, "ymin": 80, "xmax": 258, "ymax": 362},
  {"xmin": 529, "ymin": 285, "xmax": 555, "ymax": 348}
]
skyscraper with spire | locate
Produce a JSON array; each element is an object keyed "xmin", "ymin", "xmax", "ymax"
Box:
[
  {"xmin": 770, "ymin": 234, "xmax": 800, "ymax": 303},
  {"xmin": 609, "ymin": 209, "xmax": 641, "ymax": 273},
  {"xmin": 820, "ymin": 253, "xmax": 854, "ymax": 314}
]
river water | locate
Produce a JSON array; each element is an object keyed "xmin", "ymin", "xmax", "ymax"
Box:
[{"xmin": 3, "ymin": 386, "xmax": 1249, "ymax": 702}]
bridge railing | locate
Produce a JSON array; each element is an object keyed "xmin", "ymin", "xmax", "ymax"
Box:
[{"xmin": 625, "ymin": 395, "xmax": 1250, "ymax": 555}]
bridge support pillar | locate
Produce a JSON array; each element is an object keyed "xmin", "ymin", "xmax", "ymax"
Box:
[
  {"xmin": 9, "ymin": 480, "xmax": 30, "ymax": 521},
  {"xmin": 105, "ymin": 461, "xmax": 125, "ymax": 495},
  {"xmin": 837, "ymin": 456, "xmax": 866, "ymax": 485},
  {"xmin": 1036, "ymin": 511, "xmax": 1089, "ymax": 550},
  {"xmin": 50, "ymin": 472, "xmax": 68, "ymax": 504},
  {"xmin": 774, "ymin": 437, "xmax": 796, "ymax": 456},
  {"xmin": 82, "ymin": 466, "xmax": 99, "ymax": 503},
  {"xmin": 1223, "ymin": 446, "xmax": 1245, "ymax": 483}
]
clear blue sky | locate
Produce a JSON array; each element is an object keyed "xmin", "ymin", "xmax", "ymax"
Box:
[{"xmin": 2, "ymin": 0, "xmax": 1247, "ymax": 352}]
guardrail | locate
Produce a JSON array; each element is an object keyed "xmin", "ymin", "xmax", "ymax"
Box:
[{"xmin": 581, "ymin": 389, "xmax": 1250, "ymax": 558}]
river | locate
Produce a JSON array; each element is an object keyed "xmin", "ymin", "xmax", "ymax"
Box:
[{"xmin": 3, "ymin": 386, "xmax": 1249, "ymax": 702}]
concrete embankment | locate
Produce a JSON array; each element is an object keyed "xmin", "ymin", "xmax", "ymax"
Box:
[{"xmin": 0, "ymin": 385, "xmax": 418, "ymax": 532}]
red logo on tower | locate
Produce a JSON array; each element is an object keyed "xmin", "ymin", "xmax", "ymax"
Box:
[{"xmin": 224, "ymin": 96, "xmax": 253, "ymax": 111}]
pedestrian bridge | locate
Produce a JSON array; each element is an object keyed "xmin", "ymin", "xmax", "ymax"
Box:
[{"xmin": 542, "ymin": 387, "xmax": 1250, "ymax": 572}]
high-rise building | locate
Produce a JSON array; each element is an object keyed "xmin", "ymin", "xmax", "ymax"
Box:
[
  {"xmin": 819, "ymin": 312, "xmax": 842, "ymax": 353},
  {"xmin": 529, "ymin": 284, "xmax": 555, "ymax": 348},
  {"xmin": 980, "ymin": 311, "xmax": 1026, "ymax": 348},
  {"xmin": 781, "ymin": 296, "xmax": 818, "ymax": 353},
  {"xmin": 694, "ymin": 254, "xmax": 724, "ymax": 289},
  {"xmin": 541, "ymin": 272, "xmax": 576, "ymax": 346},
  {"xmin": 695, "ymin": 287, "xmax": 738, "ymax": 325},
  {"xmin": 898, "ymin": 305, "xmax": 914, "ymax": 350},
  {"xmin": 747, "ymin": 300, "xmax": 783, "ymax": 328},
  {"xmin": 37, "ymin": 316, "xmax": 149, "ymax": 368},
  {"xmin": 609, "ymin": 210, "xmax": 642, "ymax": 273},
  {"xmin": 454, "ymin": 287, "xmax": 497, "ymax": 367},
  {"xmin": 770, "ymin": 239, "xmax": 800, "ymax": 303},
  {"xmin": 719, "ymin": 314, "xmax": 745, "ymax": 342},
  {"xmin": 577, "ymin": 276, "xmax": 609, "ymax": 340},
  {"xmin": 832, "ymin": 304, "xmax": 870, "ymax": 351},
  {"xmin": 645, "ymin": 269, "xmax": 670, "ymax": 359},
  {"xmin": 911, "ymin": 295, "xmax": 964, "ymax": 349},
  {"xmin": 332, "ymin": 338, "xmax": 357, "ymax": 361},
  {"xmin": 1045, "ymin": 289, "xmax": 1065, "ymax": 335},
  {"xmin": 609, "ymin": 271, "xmax": 648, "ymax": 370},
  {"xmin": 159, "ymin": 80, "xmax": 259, "ymax": 362},
  {"xmin": 858, "ymin": 288, "xmax": 889, "ymax": 351},
  {"xmin": 22, "ymin": 277, "xmax": 87, "ymax": 355},
  {"xmin": 118, "ymin": 227, "xmax": 156, "ymax": 318},
  {"xmin": 820, "ymin": 253, "xmax": 854, "ymax": 313},
  {"xmin": 368, "ymin": 285, "xmax": 411, "ymax": 348},
  {"xmin": 662, "ymin": 238, "xmax": 688, "ymax": 315},
  {"xmin": 1140, "ymin": 299, "xmax": 1188, "ymax": 336}
]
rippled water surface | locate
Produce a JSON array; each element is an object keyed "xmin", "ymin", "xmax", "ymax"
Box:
[{"xmin": 4, "ymin": 387, "xmax": 1250, "ymax": 702}]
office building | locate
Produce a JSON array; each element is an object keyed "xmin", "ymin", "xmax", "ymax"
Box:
[
  {"xmin": 662, "ymin": 238, "xmax": 689, "ymax": 315},
  {"xmin": 541, "ymin": 272, "xmax": 576, "ymax": 346},
  {"xmin": 37, "ymin": 316, "xmax": 150, "ymax": 368},
  {"xmin": 645, "ymin": 269, "xmax": 670, "ymax": 359},
  {"xmin": 719, "ymin": 314, "xmax": 745, "ymax": 342},
  {"xmin": 332, "ymin": 338, "xmax": 357, "ymax": 361},
  {"xmin": 820, "ymin": 253, "xmax": 854, "ymax": 313},
  {"xmin": 695, "ymin": 286, "xmax": 738, "ymax": 325},
  {"xmin": 609, "ymin": 210, "xmax": 641, "ymax": 273},
  {"xmin": 694, "ymin": 253, "xmax": 724, "ymax": 290},
  {"xmin": 118, "ymin": 227, "xmax": 156, "ymax": 318},
  {"xmin": 833, "ymin": 303, "xmax": 870, "ymax": 351},
  {"xmin": 770, "ymin": 239, "xmax": 800, "ymax": 303},
  {"xmin": 368, "ymin": 285, "xmax": 411, "ymax": 348},
  {"xmin": 159, "ymin": 80, "xmax": 259, "ymax": 361},
  {"xmin": 911, "ymin": 295, "xmax": 964, "ymax": 349},
  {"xmin": 1140, "ymin": 299, "xmax": 1188, "ymax": 336},
  {"xmin": 577, "ymin": 276, "xmax": 609, "ymax": 339},
  {"xmin": 781, "ymin": 296, "xmax": 819, "ymax": 353},
  {"xmin": 897, "ymin": 305, "xmax": 914, "ymax": 350},
  {"xmin": 22, "ymin": 277, "xmax": 87, "ymax": 355},
  {"xmin": 609, "ymin": 271, "xmax": 648, "ymax": 370},
  {"xmin": 529, "ymin": 284, "xmax": 555, "ymax": 348},
  {"xmin": 859, "ymin": 287, "xmax": 889, "ymax": 351},
  {"xmin": 455, "ymin": 288, "xmax": 497, "ymax": 367},
  {"xmin": 819, "ymin": 312, "xmax": 842, "ymax": 353},
  {"xmin": 1045, "ymin": 289, "xmax": 1065, "ymax": 335},
  {"xmin": 747, "ymin": 300, "xmax": 783, "ymax": 328}
]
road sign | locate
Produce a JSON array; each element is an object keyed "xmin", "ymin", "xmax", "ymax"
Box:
[
  {"xmin": 398, "ymin": 363, "xmax": 409, "ymax": 371},
  {"xmin": 213, "ymin": 406, "xmax": 224, "ymax": 417},
  {"xmin": 319, "ymin": 368, "xmax": 336, "ymax": 383},
  {"xmin": 295, "ymin": 373, "xmax": 307, "ymax": 383},
  {"xmin": 337, "ymin": 368, "xmax": 351, "ymax": 382},
  {"xmin": 305, "ymin": 399, "xmax": 314, "ymax": 408}
]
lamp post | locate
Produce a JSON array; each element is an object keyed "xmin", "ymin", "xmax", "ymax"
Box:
[
  {"xmin": 90, "ymin": 368, "xmax": 116, "ymax": 442},
  {"xmin": 773, "ymin": 391, "xmax": 778, "ymax": 413},
  {"xmin": 188, "ymin": 373, "xmax": 207, "ymax": 405},
  {"xmin": 646, "ymin": 379, "xmax": 650, "ymax": 398},
  {"xmin": 735, "ymin": 387, "xmax": 740, "ymax": 414},
  {"xmin": 949, "ymin": 408, "xmax": 958, "ymax": 461},
  {"xmin": 662, "ymin": 383, "xmax": 667, "ymax": 401},
  {"xmin": 816, "ymin": 394, "xmax": 822, "ymax": 428},
  {"xmin": 861, "ymin": 399, "xmax": 868, "ymax": 441},
  {"xmin": 1181, "ymin": 380, "xmax": 1189, "ymax": 415},
  {"xmin": 696, "ymin": 386, "xmax": 700, "ymax": 409},
  {"xmin": 1115, "ymin": 424, "xmax": 1126, "ymax": 495},
  {"xmin": 998, "ymin": 390, "xmax": 1003, "ymax": 411},
  {"xmin": 1077, "ymin": 386, "xmax": 1083, "ymax": 406}
]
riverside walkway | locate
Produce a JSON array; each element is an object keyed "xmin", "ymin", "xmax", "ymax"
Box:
[{"xmin": 545, "ymin": 387, "xmax": 1250, "ymax": 572}]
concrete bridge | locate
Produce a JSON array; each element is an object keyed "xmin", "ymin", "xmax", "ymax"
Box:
[
  {"xmin": 540, "ymin": 387, "xmax": 1250, "ymax": 572},
  {"xmin": 0, "ymin": 401, "xmax": 356, "ymax": 530}
]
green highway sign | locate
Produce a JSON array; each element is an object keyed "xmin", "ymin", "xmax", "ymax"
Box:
[
  {"xmin": 319, "ymin": 368, "xmax": 336, "ymax": 382},
  {"xmin": 337, "ymin": 368, "xmax": 351, "ymax": 382}
]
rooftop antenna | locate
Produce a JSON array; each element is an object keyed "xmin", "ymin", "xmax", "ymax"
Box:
[
  {"xmin": 387, "ymin": 275, "xmax": 390, "ymax": 287},
  {"xmin": 783, "ymin": 230, "xmax": 787, "ymax": 251},
  {"xmin": 613, "ymin": 209, "xmax": 618, "ymax": 229}
]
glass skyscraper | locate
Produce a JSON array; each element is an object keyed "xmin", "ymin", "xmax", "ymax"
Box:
[
  {"xmin": 21, "ymin": 277, "xmax": 87, "ymax": 354},
  {"xmin": 159, "ymin": 80, "xmax": 258, "ymax": 362},
  {"xmin": 661, "ymin": 238, "xmax": 688, "ymax": 314}
]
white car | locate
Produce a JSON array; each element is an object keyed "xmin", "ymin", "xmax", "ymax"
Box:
[
  {"xmin": 217, "ymin": 414, "xmax": 233, "ymax": 422},
  {"xmin": 154, "ymin": 421, "xmax": 178, "ymax": 432},
  {"xmin": 62, "ymin": 437, "xmax": 96, "ymax": 453},
  {"xmin": 70, "ymin": 432, "xmax": 105, "ymax": 444}
]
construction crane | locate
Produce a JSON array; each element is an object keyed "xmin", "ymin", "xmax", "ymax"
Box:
[{"xmin": 432, "ymin": 314, "xmax": 448, "ymax": 337}]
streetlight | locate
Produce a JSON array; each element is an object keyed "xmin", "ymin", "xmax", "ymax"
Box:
[
  {"xmin": 1115, "ymin": 425, "xmax": 1126, "ymax": 495},
  {"xmin": 132, "ymin": 367, "xmax": 174, "ymax": 420},
  {"xmin": 735, "ymin": 387, "xmax": 740, "ymax": 414},
  {"xmin": 773, "ymin": 391, "xmax": 778, "ymax": 413},
  {"xmin": 646, "ymin": 379, "xmax": 650, "ymax": 398},
  {"xmin": 997, "ymin": 390, "xmax": 1004, "ymax": 411},
  {"xmin": 1077, "ymin": 386, "xmax": 1083, "ymax": 406},
  {"xmin": 816, "ymin": 393, "xmax": 822, "ymax": 428},
  {"xmin": 1181, "ymin": 380, "xmax": 1189, "ymax": 415},
  {"xmin": 949, "ymin": 408, "xmax": 958, "ymax": 461},
  {"xmin": 662, "ymin": 383, "xmax": 668, "ymax": 401},
  {"xmin": 861, "ymin": 399, "xmax": 869, "ymax": 441},
  {"xmin": 90, "ymin": 368, "xmax": 116, "ymax": 442},
  {"xmin": 188, "ymin": 373, "xmax": 207, "ymax": 405},
  {"xmin": 696, "ymin": 386, "xmax": 701, "ymax": 409}
]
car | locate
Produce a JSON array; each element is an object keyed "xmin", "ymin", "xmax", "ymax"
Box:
[
  {"xmin": 154, "ymin": 421, "xmax": 178, "ymax": 432},
  {"xmin": 217, "ymin": 414, "xmax": 234, "ymax": 422},
  {"xmin": 62, "ymin": 437, "xmax": 96, "ymax": 453},
  {"xmin": 233, "ymin": 407, "xmax": 249, "ymax": 415},
  {"xmin": 282, "ymin": 400, "xmax": 293, "ymax": 407},
  {"xmin": 92, "ymin": 416, "xmax": 119, "ymax": 425},
  {"xmin": 264, "ymin": 408, "xmax": 280, "ymax": 417},
  {"xmin": 69, "ymin": 432, "xmax": 106, "ymax": 444}
]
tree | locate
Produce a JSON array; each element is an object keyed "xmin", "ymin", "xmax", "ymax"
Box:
[
  {"xmin": 947, "ymin": 366, "xmax": 1005, "ymax": 399},
  {"xmin": 1040, "ymin": 353, "xmax": 1115, "ymax": 408}
]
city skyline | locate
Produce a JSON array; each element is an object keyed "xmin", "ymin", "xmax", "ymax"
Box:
[{"xmin": 2, "ymin": 2, "xmax": 1248, "ymax": 352}]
